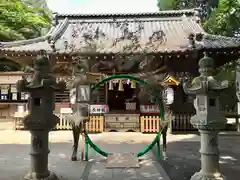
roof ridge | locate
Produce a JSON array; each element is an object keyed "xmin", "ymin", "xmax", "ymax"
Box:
[
  {"xmin": 0, "ymin": 18, "xmax": 69, "ymax": 48},
  {"xmin": 55, "ymin": 9, "xmax": 197, "ymax": 19},
  {"xmin": 50, "ymin": 18, "xmax": 69, "ymax": 42},
  {"xmin": 204, "ymin": 33, "xmax": 240, "ymax": 43},
  {"xmin": 0, "ymin": 32, "xmax": 51, "ymax": 48}
]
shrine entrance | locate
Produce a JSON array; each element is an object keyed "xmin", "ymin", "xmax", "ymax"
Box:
[
  {"xmin": 107, "ymin": 81, "xmax": 136, "ymax": 111},
  {"xmin": 84, "ymin": 74, "xmax": 165, "ymax": 165},
  {"xmin": 105, "ymin": 78, "xmax": 140, "ymax": 132}
]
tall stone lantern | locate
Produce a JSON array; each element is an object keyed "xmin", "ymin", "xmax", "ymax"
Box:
[
  {"xmin": 235, "ymin": 64, "xmax": 240, "ymax": 132},
  {"xmin": 17, "ymin": 54, "xmax": 66, "ymax": 180},
  {"xmin": 183, "ymin": 54, "xmax": 228, "ymax": 180},
  {"xmin": 68, "ymin": 74, "xmax": 91, "ymax": 161}
]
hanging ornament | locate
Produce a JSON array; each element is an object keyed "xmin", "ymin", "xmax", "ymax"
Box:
[
  {"xmin": 118, "ymin": 79, "xmax": 124, "ymax": 91},
  {"xmin": 109, "ymin": 80, "xmax": 114, "ymax": 90},
  {"xmin": 130, "ymin": 80, "xmax": 136, "ymax": 89}
]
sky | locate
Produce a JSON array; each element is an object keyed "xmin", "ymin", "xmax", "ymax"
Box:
[{"xmin": 46, "ymin": 0, "xmax": 159, "ymax": 14}]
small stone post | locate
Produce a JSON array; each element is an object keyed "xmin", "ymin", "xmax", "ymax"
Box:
[
  {"xmin": 17, "ymin": 54, "xmax": 66, "ymax": 180},
  {"xmin": 183, "ymin": 54, "xmax": 228, "ymax": 180}
]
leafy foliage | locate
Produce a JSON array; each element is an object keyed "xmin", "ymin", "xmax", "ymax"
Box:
[
  {"xmin": 22, "ymin": 0, "xmax": 52, "ymax": 14},
  {"xmin": 204, "ymin": 0, "xmax": 240, "ymax": 111},
  {"xmin": 0, "ymin": 0, "xmax": 51, "ymax": 41},
  {"xmin": 216, "ymin": 60, "xmax": 238, "ymax": 112},
  {"xmin": 157, "ymin": 0, "xmax": 239, "ymax": 36},
  {"xmin": 157, "ymin": 0, "xmax": 240, "ymax": 112},
  {"xmin": 157, "ymin": 0, "xmax": 197, "ymax": 11},
  {"xmin": 203, "ymin": 0, "xmax": 240, "ymax": 37}
]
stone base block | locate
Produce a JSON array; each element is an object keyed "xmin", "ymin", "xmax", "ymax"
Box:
[
  {"xmin": 190, "ymin": 172, "xmax": 226, "ymax": 180},
  {"xmin": 106, "ymin": 153, "xmax": 140, "ymax": 168},
  {"xmin": 24, "ymin": 171, "xmax": 59, "ymax": 180}
]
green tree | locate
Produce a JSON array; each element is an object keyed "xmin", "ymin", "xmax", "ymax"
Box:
[
  {"xmin": 206, "ymin": 0, "xmax": 240, "ymax": 111},
  {"xmin": 157, "ymin": 0, "xmax": 219, "ymax": 11},
  {"xmin": 0, "ymin": 0, "xmax": 51, "ymax": 41},
  {"xmin": 203, "ymin": 0, "xmax": 240, "ymax": 36},
  {"xmin": 22, "ymin": 0, "xmax": 52, "ymax": 14},
  {"xmin": 157, "ymin": 0, "xmax": 197, "ymax": 10},
  {"xmin": 157, "ymin": 0, "xmax": 239, "ymax": 36},
  {"xmin": 157, "ymin": 0, "xmax": 240, "ymax": 112},
  {"xmin": 216, "ymin": 61, "xmax": 238, "ymax": 112}
]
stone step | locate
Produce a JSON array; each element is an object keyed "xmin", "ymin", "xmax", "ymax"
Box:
[{"xmin": 106, "ymin": 153, "xmax": 140, "ymax": 168}]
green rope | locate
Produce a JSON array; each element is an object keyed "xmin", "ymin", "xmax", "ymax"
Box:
[
  {"xmin": 85, "ymin": 74, "xmax": 165, "ymax": 159},
  {"xmin": 85, "ymin": 134, "xmax": 108, "ymax": 157}
]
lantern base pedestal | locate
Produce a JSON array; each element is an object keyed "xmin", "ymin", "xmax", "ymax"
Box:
[
  {"xmin": 190, "ymin": 172, "xmax": 226, "ymax": 180},
  {"xmin": 190, "ymin": 130, "xmax": 226, "ymax": 180},
  {"xmin": 24, "ymin": 171, "xmax": 59, "ymax": 180}
]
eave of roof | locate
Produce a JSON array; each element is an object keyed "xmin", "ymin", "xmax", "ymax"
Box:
[
  {"xmin": 0, "ymin": 18, "xmax": 69, "ymax": 52},
  {"xmin": 55, "ymin": 9, "xmax": 197, "ymax": 19}
]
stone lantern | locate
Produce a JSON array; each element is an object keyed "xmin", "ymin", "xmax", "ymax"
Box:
[
  {"xmin": 17, "ymin": 54, "xmax": 66, "ymax": 180},
  {"xmin": 68, "ymin": 74, "xmax": 91, "ymax": 161},
  {"xmin": 69, "ymin": 74, "xmax": 91, "ymax": 125},
  {"xmin": 235, "ymin": 64, "xmax": 240, "ymax": 132},
  {"xmin": 183, "ymin": 54, "xmax": 228, "ymax": 180}
]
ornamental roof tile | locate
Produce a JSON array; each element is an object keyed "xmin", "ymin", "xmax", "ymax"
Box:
[{"xmin": 1, "ymin": 9, "xmax": 239, "ymax": 54}]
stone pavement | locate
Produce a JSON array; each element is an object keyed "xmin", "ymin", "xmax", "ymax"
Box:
[
  {"xmin": 0, "ymin": 131, "xmax": 173, "ymax": 180},
  {"xmin": 0, "ymin": 130, "xmax": 239, "ymax": 180},
  {"xmin": 82, "ymin": 142, "xmax": 170, "ymax": 180},
  {"xmin": 81, "ymin": 156, "xmax": 170, "ymax": 180}
]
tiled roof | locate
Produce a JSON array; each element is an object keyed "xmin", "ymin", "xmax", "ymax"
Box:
[{"xmin": 1, "ymin": 9, "xmax": 240, "ymax": 54}]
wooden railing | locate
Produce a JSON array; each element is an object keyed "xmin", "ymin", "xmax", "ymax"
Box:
[
  {"xmin": 55, "ymin": 114, "xmax": 71, "ymax": 130},
  {"xmin": 55, "ymin": 115, "xmax": 104, "ymax": 132},
  {"xmin": 172, "ymin": 113, "xmax": 196, "ymax": 132},
  {"xmin": 171, "ymin": 112, "xmax": 240, "ymax": 132},
  {"xmin": 13, "ymin": 113, "xmax": 239, "ymax": 133},
  {"xmin": 14, "ymin": 114, "xmax": 104, "ymax": 132},
  {"xmin": 140, "ymin": 115, "xmax": 174, "ymax": 133},
  {"xmin": 86, "ymin": 116, "xmax": 104, "ymax": 133},
  {"xmin": 140, "ymin": 116, "xmax": 160, "ymax": 133},
  {"xmin": 140, "ymin": 113, "xmax": 195, "ymax": 133}
]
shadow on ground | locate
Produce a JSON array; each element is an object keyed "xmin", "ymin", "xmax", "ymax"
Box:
[
  {"xmin": 0, "ymin": 142, "xmax": 87, "ymax": 180},
  {"xmin": 152, "ymin": 135, "xmax": 239, "ymax": 180},
  {"xmin": 0, "ymin": 138, "xmax": 168, "ymax": 180},
  {"xmin": 0, "ymin": 132, "xmax": 239, "ymax": 180}
]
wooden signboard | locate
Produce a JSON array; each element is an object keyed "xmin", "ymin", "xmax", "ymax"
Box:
[
  {"xmin": 90, "ymin": 104, "xmax": 109, "ymax": 114},
  {"xmin": 140, "ymin": 104, "xmax": 160, "ymax": 114}
]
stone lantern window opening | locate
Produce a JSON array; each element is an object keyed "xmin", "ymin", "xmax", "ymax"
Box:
[
  {"xmin": 76, "ymin": 84, "xmax": 90, "ymax": 103},
  {"xmin": 209, "ymin": 98, "xmax": 216, "ymax": 107},
  {"xmin": 34, "ymin": 97, "xmax": 41, "ymax": 106}
]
